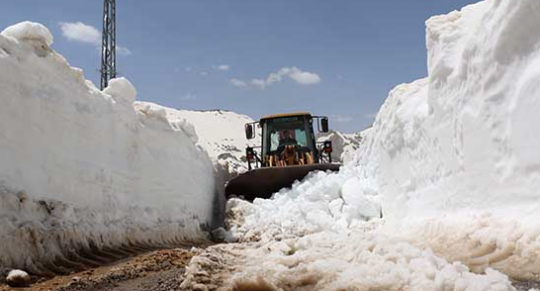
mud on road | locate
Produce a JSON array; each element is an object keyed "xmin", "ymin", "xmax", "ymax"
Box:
[
  {"xmin": 0, "ymin": 248, "xmax": 198, "ymax": 291},
  {"xmin": 1, "ymin": 245, "xmax": 538, "ymax": 291}
]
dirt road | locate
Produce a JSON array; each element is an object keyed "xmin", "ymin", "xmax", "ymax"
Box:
[
  {"xmin": 1, "ymin": 246, "xmax": 538, "ymax": 291},
  {"xmin": 0, "ymin": 248, "xmax": 197, "ymax": 291}
]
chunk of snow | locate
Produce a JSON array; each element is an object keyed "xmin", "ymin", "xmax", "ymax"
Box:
[
  {"xmin": 6, "ymin": 269, "xmax": 30, "ymax": 287},
  {"xmin": 103, "ymin": 77, "xmax": 137, "ymax": 105},
  {"xmin": 1, "ymin": 21, "xmax": 53, "ymax": 46}
]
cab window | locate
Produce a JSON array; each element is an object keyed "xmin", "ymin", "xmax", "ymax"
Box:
[
  {"xmin": 263, "ymin": 116, "xmax": 313, "ymax": 157},
  {"xmin": 269, "ymin": 129, "xmax": 308, "ymax": 151}
]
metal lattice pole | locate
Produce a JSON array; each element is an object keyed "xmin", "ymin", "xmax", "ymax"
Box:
[{"xmin": 100, "ymin": 0, "xmax": 116, "ymax": 90}]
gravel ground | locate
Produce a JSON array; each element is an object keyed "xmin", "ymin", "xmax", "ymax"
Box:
[{"xmin": 0, "ymin": 248, "xmax": 197, "ymax": 291}]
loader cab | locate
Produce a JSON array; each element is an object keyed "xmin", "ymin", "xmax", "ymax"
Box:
[{"xmin": 244, "ymin": 112, "xmax": 332, "ymax": 169}]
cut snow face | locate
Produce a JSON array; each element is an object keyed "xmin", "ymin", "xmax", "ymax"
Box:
[
  {"xmin": 182, "ymin": 0, "xmax": 540, "ymax": 289},
  {"xmin": 0, "ymin": 22, "xmax": 215, "ymax": 272}
]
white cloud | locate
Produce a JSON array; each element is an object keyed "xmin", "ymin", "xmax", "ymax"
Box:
[
  {"xmin": 287, "ymin": 68, "xmax": 321, "ymax": 85},
  {"xmin": 59, "ymin": 22, "xmax": 101, "ymax": 45},
  {"xmin": 251, "ymin": 79, "xmax": 267, "ymax": 89},
  {"xmin": 185, "ymin": 66, "xmax": 193, "ymax": 72},
  {"xmin": 333, "ymin": 115, "xmax": 354, "ymax": 123},
  {"xmin": 200, "ymin": 72, "xmax": 208, "ymax": 76},
  {"xmin": 214, "ymin": 64, "xmax": 230, "ymax": 71},
  {"xmin": 230, "ymin": 79, "xmax": 248, "ymax": 88},
  {"xmin": 59, "ymin": 21, "xmax": 131, "ymax": 56},
  {"xmin": 231, "ymin": 67, "xmax": 321, "ymax": 89}
]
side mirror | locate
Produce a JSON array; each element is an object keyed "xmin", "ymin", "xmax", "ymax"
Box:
[
  {"xmin": 245, "ymin": 124, "xmax": 254, "ymax": 139},
  {"xmin": 321, "ymin": 118, "xmax": 329, "ymax": 133}
]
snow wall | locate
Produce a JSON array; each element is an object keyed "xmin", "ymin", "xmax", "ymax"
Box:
[
  {"xmin": 351, "ymin": 0, "xmax": 540, "ymax": 279},
  {"xmin": 181, "ymin": 1, "xmax": 540, "ymax": 290},
  {"xmin": 357, "ymin": 0, "xmax": 540, "ymax": 225},
  {"xmin": 0, "ymin": 22, "xmax": 215, "ymax": 273},
  {"xmin": 133, "ymin": 103, "xmax": 259, "ymax": 229},
  {"xmin": 345, "ymin": 0, "xmax": 540, "ymax": 281}
]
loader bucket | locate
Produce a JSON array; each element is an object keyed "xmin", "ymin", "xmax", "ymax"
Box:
[{"xmin": 225, "ymin": 164, "xmax": 341, "ymax": 201}]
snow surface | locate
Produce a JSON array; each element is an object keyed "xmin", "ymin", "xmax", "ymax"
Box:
[
  {"xmin": 182, "ymin": 0, "xmax": 540, "ymax": 289},
  {"xmin": 0, "ymin": 22, "xmax": 215, "ymax": 272}
]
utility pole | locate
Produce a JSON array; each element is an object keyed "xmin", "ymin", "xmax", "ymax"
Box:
[{"xmin": 100, "ymin": 0, "xmax": 116, "ymax": 90}]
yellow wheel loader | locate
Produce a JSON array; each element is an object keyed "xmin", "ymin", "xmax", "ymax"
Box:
[{"xmin": 225, "ymin": 112, "xmax": 341, "ymax": 201}]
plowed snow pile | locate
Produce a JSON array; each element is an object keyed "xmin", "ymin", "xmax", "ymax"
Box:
[
  {"xmin": 0, "ymin": 22, "xmax": 215, "ymax": 273},
  {"xmin": 182, "ymin": 1, "xmax": 540, "ymax": 290}
]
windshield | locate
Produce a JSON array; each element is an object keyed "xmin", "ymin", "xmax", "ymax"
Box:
[
  {"xmin": 262, "ymin": 116, "xmax": 313, "ymax": 157},
  {"xmin": 269, "ymin": 129, "xmax": 307, "ymax": 150}
]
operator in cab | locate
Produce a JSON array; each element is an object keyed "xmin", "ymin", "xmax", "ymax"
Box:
[{"xmin": 279, "ymin": 130, "xmax": 298, "ymax": 147}]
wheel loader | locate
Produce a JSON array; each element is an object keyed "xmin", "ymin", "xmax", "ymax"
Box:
[{"xmin": 225, "ymin": 112, "xmax": 341, "ymax": 201}]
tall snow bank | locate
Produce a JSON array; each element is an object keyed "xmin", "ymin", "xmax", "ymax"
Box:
[
  {"xmin": 350, "ymin": 0, "xmax": 540, "ymax": 279},
  {"xmin": 363, "ymin": 0, "xmax": 540, "ymax": 224},
  {"xmin": 132, "ymin": 104, "xmax": 260, "ymax": 229},
  {"xmin": 358, "ymin": 0, "xmax": 540, "ymax": 224},
  {"xmin": 0, "ymin": 22, "xmax": 215, "ymax": 272}
]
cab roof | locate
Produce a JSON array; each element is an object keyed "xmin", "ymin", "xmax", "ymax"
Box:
[{"xmin": 260, "ymin": 112, "xmax": 312, "ymax": 121}]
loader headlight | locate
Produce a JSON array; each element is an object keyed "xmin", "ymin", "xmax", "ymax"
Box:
[
  {"xmin": 246, "ymin": 147, "xmax": 255, "ymax": 161},
  {"xmin": 323, "ymin": 141, "xmax": 333, "ymax": 153}
]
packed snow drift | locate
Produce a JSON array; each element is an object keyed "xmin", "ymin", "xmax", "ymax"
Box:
[
  {"xmin": 182, "ymin": 0, "xmax": 540, "ymax": 290},
  {"xmin": 0, "ymin": 22, "xmax": 215, "ymax": 273}
]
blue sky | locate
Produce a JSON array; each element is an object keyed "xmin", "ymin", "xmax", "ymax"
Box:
[{"xmin": 2, "ymin": 0, "xmax": 478, "ymax": 132}]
